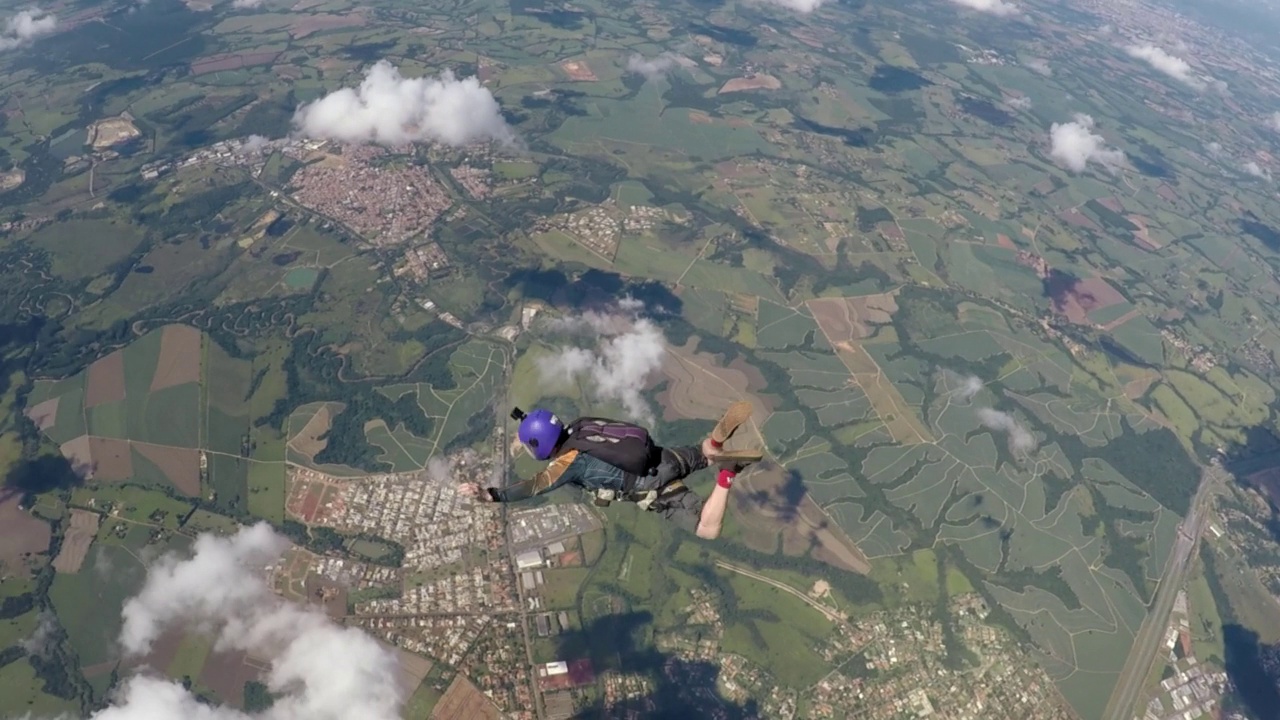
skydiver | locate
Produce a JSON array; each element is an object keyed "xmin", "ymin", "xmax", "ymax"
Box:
[{"xmin": 458, "ymin": 401, "xmax": 760, "ymax": 539}]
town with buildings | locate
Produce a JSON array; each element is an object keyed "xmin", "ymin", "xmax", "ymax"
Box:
[
  {"xmin": 271, "ymin": 441, "xmax": 1105, "ymax": 720},
  {"xmin": 1137, "ymin": 589, "xmax": 1231, "ymax": 720},
  {"xmin": 805, "ymin": 596, "xmax": 1078, "ymax": 720}
]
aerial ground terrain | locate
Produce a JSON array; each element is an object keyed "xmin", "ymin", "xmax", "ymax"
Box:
[{"xmin": 3, "ymin": 0, "xmax": 1280, "ymax": 718}]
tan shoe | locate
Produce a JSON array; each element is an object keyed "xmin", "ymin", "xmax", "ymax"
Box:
[{"xmin": 710, "ymin": 400, "xmax": 753, "ymax": 447}]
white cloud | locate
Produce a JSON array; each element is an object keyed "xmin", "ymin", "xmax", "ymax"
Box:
[
  {"xmin": 1124, "ymin": 44, "xmax": 1205, "ymax": 89},
  {"xmin": 976, "ymin": 407, "xmax": 1037, "ymax": 453},
  {"xmin": 292, "ymin": 60, "xmax": 516, "ymax": 148},
  {"xmin": 754, "ymin": 0, "xmax": 826, "ymax": 12},
  {"xmin": 232, "ymin": 0, "xmax": 265, "ymax": 8},
  {"xmin": 538, "ymin": 299, "xmax": 666, "ymax": 424},
  {"xmin": 20, "ymin": 611, "xmax": 57, "ymax": 658},
  {"xmin": 1048, "ymin": 113, "xmax": 1125, "ymax": 173},
  {"xmin": 1269, "ymin": 112, "xmax": 1280, "ymax": 132},
  {"xmin": 1008, "ymin": 96, "xmax": 1032, "ymax": 110},
  {"xmin": 1206, "ymin": 141, "xmax": 1223, "ymax": 157},
  {"xmin": 87, "ymin": 523, "xmax": 404, "ymax": 720},
  {"xmin": 1242, "ymin": 161, "xmax": 1272, "ymax": 180},
  {"xmin": 0, "ymin": 8, "xmax": 56, "ymax": 51},
  {"xmin": 625, "ymin": 53, "xmax": 679, "ymax": 80},
  {"xmin": 1024, "ymin": 58, "xmax": 1051, "ymax": 76},
  {"xmin": 948, "ymin": 0, "xmax": 1019, "ymax": 16},
  {"xmin": 943, "ymin": 371, "xmax": 984, "ymax": 401}
]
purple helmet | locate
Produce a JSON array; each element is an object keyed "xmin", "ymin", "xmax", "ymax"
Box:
[{"xmin": 518, "ymin": 408, "xmax": 564, "ymax": 461}]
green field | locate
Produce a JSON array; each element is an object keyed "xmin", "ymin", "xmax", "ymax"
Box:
[{"xmin": 28, "ymin": 219, "xmax": 146, "ymax": 280}]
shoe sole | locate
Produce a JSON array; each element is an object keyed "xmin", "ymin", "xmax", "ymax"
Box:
[
  {"xmin": 711, "ymin": 401, "xmax": 753, "ymax": 445},
  {"xmin": 715, "ymin": 448, "xmax": 764, "ymax": 463}
]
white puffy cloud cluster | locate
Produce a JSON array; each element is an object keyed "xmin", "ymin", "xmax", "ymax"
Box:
[
  {"xmin": 1242, "ymin": 161, "xmax": 1272, "ymax": 180},
  {"xmin": 292, "ymin": 60, "xmax": 516, "ymax": 147},
  {"xmin": 1024, "ymin": 58, "xmax": 1051, "ymax": 76},
  {"xmin": 976, "ymin": 407, "xmax": 1037, "ymax": 454},
  {"xmin": 948, "ymin": 0, "xmax": 1019, "ymax": 17},
  {"xmin": 0, "ymin": 8, "xmax": 56, "ymax": 51},
  {"xmin": 754, "ymin": 0, "xmax": 826, "ymax": 13},
  {"xmin": 1048, "ymin": 113, "xmax": 1125, "ymax": 173},
  {"xmin": 1269, "ymin": 112, "xmax": 1280, "ymax": 132},
  {"xmin": 1124, "ymin": 43, "xmax": 1205, "ymax": 90},
  {"xmin": 20, "ymin": 611, "xmax": 57, "ymax": 657},
  {"xmin": 232, "ymin": 0, "xmax": 265, "ymax": 9},
  {"xmin": 537, "ymin": 299, "xmax": 666, "ymax": 424},
  {"xmin": 943, "ymin": 370, "xmax": 984, "ymax": 401},
  {"xmin": 1007, "ymin": 96, "xmax": 1032, "ymax": 110},
  {"xmin": 625, "ymin": 53, "xmax": 679, "ymax": 80},
  {"xmin": 80, "ymin": 523, "xmax": 404, "ymax": 720},
  {"xmin": 940, "ymin": 369, "xmax": 1036, "ymax": 455}
]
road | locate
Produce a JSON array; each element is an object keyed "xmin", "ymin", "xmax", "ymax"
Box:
[
  {"xmin": 715, "ymin": 560, "xmax": 848, "ymax": 626},
  {"xmin": 494, "ymin": 349, "xmax": 547, "ymax": 720},
  {"xmin": 1100, "ymin": 462, "xmax": 1227, "ymax": 720}
]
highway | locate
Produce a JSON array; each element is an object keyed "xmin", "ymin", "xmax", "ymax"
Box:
[{"xmin": 1100, "ymin": 461, "xmax": 1227, "ymax": 720}]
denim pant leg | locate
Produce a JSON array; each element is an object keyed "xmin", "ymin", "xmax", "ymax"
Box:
[{"xmin": 634, "ymin": 446, "xmax": 708, "ymax": 532}]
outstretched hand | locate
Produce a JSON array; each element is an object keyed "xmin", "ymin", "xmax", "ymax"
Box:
[{"xmin": 701, "ymin": 438, "xmax": 723, "ymax": 460}]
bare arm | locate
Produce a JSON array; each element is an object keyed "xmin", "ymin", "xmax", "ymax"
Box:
[{"xmin": 458, "ymin": 451, "xmax": 579, "ymax": 503}]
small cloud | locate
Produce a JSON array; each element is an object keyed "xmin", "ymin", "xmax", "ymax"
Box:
[
  {"xmin": 426, "ymin": 456, "xmax": 452, "ymax": 485},
  {"xmin": 232, "ymin": 0, "xmax": 264, "ymax": 8},
  {"xmin": 1124, "ymin": 43, "xmax": 1205, "ymax": 90},
  {"xmin": 1024, "ymin": 58, "xmax": 1052, "ymax": 76},
  {"xmin": 1242, "ymin": 161, "xmax": 1272, "ymax": 180},
  {"xmin": 1269, "ymin": 112, "xmax": 1280, "ymax": 132},
  {"xmin": 20, "ymin": 611, "xmax": 57, "ymax": 658},
  {"xmin": 0, "ymin": 8, "xmax": 56, "ymax": 51},
  {"xmin": 1007, "ymin": 95, "xmax": 1032, "ymax": 110},
  {"xmin": 1205, "ymin": 141, "xmax": 1223, "ymax": 157},
  {"xmin": 941, "ymin": 369, "xmax": 984, "ymax": 401},
  {"xmin": 1048, "ymin": 113, "xmax": 1125, "ymax": 173},
  {"xmin": 292, "ymin": 60, "xmax": 516, "ymax": 148},
  {"xmin": 625, "ymin": 53, "xmax": 679, "ymax": 80},
  {"xmin": 239, "ymin": 134, "xmax": 272, "ymax": 153},
  {"xmin": 976, "ymin": 407, "xmax": 1037, "ymax": 453},
  {"xmin": 754, "ymin": 0, "xmax": 826, "ymax": 12},
  {"xmin": 537, "ymin": 299, "xmax": 665, "ymax": 424},
  {"xmin": 948, "ymin": 0, "xmax": 1019, "ymax": 16}
]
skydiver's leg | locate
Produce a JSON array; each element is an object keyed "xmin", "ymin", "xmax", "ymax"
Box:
[
  {"xmin": 634, "ymin": 446, "xmax": 708, "ymax": 491},
  {"xmin": 632, "ymin": 446, "xmax": 730, "ymax": 538},
  {"xmin": 654, "ymin": 486, "xmax": 705, "ymax": 535}
]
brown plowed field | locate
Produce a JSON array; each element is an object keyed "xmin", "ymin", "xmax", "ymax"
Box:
[
  {"xmin": 289, "ymin": 405, "xmax": 333, "ymax": 461},
  {"xmin": 432, "ymin": 674, "xmax": 499, "ymax": 720},
  {"xmin": 558, "ymin": 59, "xmax": 596, "ymax": 81},
  {"xmin": 733, "ymin": 464, "xmax": 870, "ymax": 574},
  {"xmin": 392, "ymin": 646, "xmax": 434, "ymax": 698},
  {"xmin": 88, "ymin": 437, "xmax": 133, "ymax": 481},
  {"xmin": 719, "ymin": 74, "xmax": 781, "ymax": 93},
  {"xmin": 136, "ymin": 443, "xmax": 201, "ymax": 496},
  {"xmin": 60, "ymin": 435, "xmax": 95, "ymax": 480},
  {"xmin": 53, "ymin": 509, "xmax": 100, "ymax": 573},
  {"xmin": 0, "ymin": 495, "xmax": 51, "ymax": 579},
  {"xmin": 655, "ymin": 338, "xmax": 774, "ymax": 448},
  {"xmin": 807, "ymin": 292, "xmax": 898, "ymax": 341},
  {"xmin": 200, "ymin": 648, "xmax": 261, "ymax": 707},
  {"xmin": 25, "ymin": 397, "xmax": 58, "ymax": 430},
  {"xmin": 150, "ymin": 324, "xmax": 202, "ymax": 392},
  {"xmin": 1051, "ymin": 276, "xmax": 1126, "ymax": 325},
  {"xmin": 85, "ymin": 350, "xmax": 126, "ymax": 408}
]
